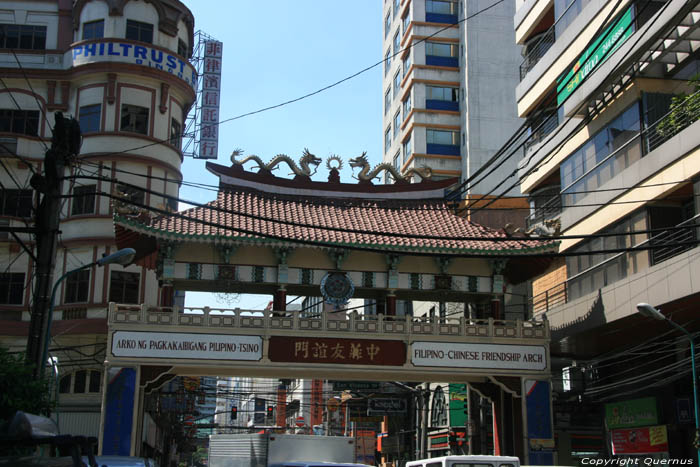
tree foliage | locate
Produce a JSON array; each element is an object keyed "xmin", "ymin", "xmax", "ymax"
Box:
[
  {"xmin": 0, "ymin": 347, "xmax": 55, "ymax": 422},
  {"xmin": 656, "ymin": 75, "xmax": 700, "ymax": 138}
]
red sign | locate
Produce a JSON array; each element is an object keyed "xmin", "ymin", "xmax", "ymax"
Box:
[
  {"xmin": 295, "ymin": 416, "xmax": 305, "ymax": 427},
  {"xmin": 269, "ymin": 337, "xmax": 406, "ymax": 366},
  {"xmin": 611, "ymin": 425, "xmax": 669, "ymax": 455}
]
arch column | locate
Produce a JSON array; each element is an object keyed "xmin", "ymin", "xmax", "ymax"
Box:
[{"xmin": 385, "ymin": 292, "xmax": 397, "ymax": 316}]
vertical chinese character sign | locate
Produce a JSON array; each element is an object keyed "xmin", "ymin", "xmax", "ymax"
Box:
[{"xmin": 199, "ymin": 40, "xmax": 222, "ymax": 159}]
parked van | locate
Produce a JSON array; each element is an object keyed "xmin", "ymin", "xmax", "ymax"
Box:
[{"xmin": 406, "ymin": 455, "xmax": 521, "ymax": 467}]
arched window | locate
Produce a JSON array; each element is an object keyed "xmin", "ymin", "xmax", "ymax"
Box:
[{"xmin": 58, "ymin": 370, "xmax": 102, "ymax": 394}]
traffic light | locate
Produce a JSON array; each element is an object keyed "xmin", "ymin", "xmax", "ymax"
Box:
[
  {"xmin": 266, "ymin": 405, "xmax": 274, "ymax": 418},
  {"xmin": 230, "ymin": 406, "xmax": 238, "ymax": 420}
]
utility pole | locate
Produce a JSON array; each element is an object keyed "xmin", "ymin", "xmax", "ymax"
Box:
[{"xmin": 26, "ymin": 112, "xmax": 80, "ymax": 380}]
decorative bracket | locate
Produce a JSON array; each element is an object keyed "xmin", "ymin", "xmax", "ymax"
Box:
[
  {"xmin": 435, "ymin": 256, "xmax": 452, "ymax": 275},
  {"xmin": 328, "ymin": 249, "xmax": 348, "ymax": 270},
  {"xmin": 217, "ymin": 244, "xmax": 237, "ymax": 265},
  {"xmin": 274, "ymin": 247, "xmax": 293, "ymax": 266}
]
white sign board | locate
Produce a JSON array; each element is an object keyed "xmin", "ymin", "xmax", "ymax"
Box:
[
  {"xmin": 412, "ymin": 341, "xmax": 547, "ymax": 371},
  {"xmin": 198, "ymin": 40, "xmax": 223, "ymax": 159},
  {"xmin": 111, "ymin": 331, "xmax": 261, "ymax": 361},
  {"xmin": 67, "ymin": 41, "xmax": 197, "ymax": 90}
]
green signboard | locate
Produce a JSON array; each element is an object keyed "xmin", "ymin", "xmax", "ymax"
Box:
[
  {"xmin": 449, "ymin": 383, "xmax": 468, "ymax": 427},
  {"xmin": 605, "ymin": 397, "xmax": 658, "ymax": 429},
  {"xmin": 557, "ymin": 6, "xmax": 634, "ymax": 106}
]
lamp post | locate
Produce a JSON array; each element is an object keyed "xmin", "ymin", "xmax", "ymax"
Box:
[
  {"xmin": 637, "ymin": 302, "xmax": 699, "ymax": 463},
  {"xmin": 38, "ymin": 248, "xmax": 136, "ymax": 379}
]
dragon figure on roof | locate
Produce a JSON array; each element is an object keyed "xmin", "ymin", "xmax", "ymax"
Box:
[
  {"xmin": 230, "ymin": 148, "xmax": 322, "ymax": 180},
  {"xmin": 349, "ymin": 152, "xmax": 432, "ymax": 184}
]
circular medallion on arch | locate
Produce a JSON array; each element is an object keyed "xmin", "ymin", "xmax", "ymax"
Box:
[{"xmin": 320, "ymin": 271, "xmax": 355, "ymax": 306}]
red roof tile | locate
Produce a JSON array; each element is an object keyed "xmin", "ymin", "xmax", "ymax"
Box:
[{"xmin": 116, "ymin": 188, "xmax": 555, "ymax": 256}]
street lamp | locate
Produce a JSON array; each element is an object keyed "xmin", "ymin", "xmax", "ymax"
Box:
[
  {"xmin": 39, "ymin": 248, "xmax": 136, "ymax": 379},
  {"xmin": 637, "ymin": 302, "xmax": 699, "ymax": 463}
]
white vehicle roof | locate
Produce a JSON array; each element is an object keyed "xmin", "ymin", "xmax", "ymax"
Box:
[{"xmin": 407, "ymin": 456, "xmax": 520, "ymax": 465}]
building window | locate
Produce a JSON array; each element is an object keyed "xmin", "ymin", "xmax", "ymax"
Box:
[
  {"xmin": 384, "ymin": 126, "xmax": 391, "ymax": 154},
  {"xmin": 393, "ymin": 111, "xmax": 401, "ymax": 139},
  {"xmin": 71, "ymin": 185, "xmax": 96, "ymax": 216},
  {"xmin": 125, "ymin": 19, "xmax": 153, "ymax": 43},
  {"xmin": 427, "ymin": 128, "xmax": 460, "ymax": 155},
  {"xmin": 393, "ymin": 31, "xmax": 400, "ymax": 57},
  {"xmin": 0, "ymin": 109, "xmax": 39, "ymax": 136},
  {"xmin": 393, "ymin": 70, "xmax": 401, "ymax": 99},
  {"xmin": 403, "ymin": 14, "xmax": 411, "ymax": 35},
  {"xmin": 89, "ymin": 370, "xmax": 101, "ymax": 393},
  {"xmin": 402, "ymin": 94, "xmax": 412, "ymax": 119},
  {"xmin": 402, "ymin": 53, "xmax": 412, "ymax": 78},
  {"xmin": 384, "ymin": 88, "xmax": 391, "ymax": 115},
  {"xmin": 178, "ymin": 38, "xmax": 188, "ymax": 58},
  {"xmin": 426, "ymin": 0, "xmax": 458, "ymax": 21},
  {"xmin": 385, "ymin": 49, "xmax": 391, "ymax": 75},
  {"xmin": 109, "ymin": 271, "xmax": 140, "ymax": 303},
  {"xmin": 170, "ymin": 118, "xmax": 182, "ymax": 149},
  {"xmin": 566, "ymin": 210, "xmax": 648, "ymax": 301},
  {"xmin": 393, "ymin": 152, "xmax": 400, "ymax": 173},
  {"xmin": 79, "ymin": 104, "xmax": 101, "ymax": 134},
  {"xmin": 64, "ymin": 269, "xmax": 89, "ymax": 303},
  {"xmin": 403, "ymin": 136, "xmax": 412, "ymax": 164},
  {"xmin": 426, "ymin": 85, "xmax": 459, "ymax": 111},
  {"xmin": 560, "ymin": 103, "xmax": 642, "ymax": 207},
  {"xmin": 82, "ymin": 20, "xmax": 104, "ymax": 40},
  {"xmin": 59, "ymin": 370, "xmax": 101, "ymax": 394},
  {"xmin": 0, "ymin": 24, "xmax": 46, "ymax": 50},
  {"xmin": 385, "ymin": 12, "xmax": 391, "ymax": 37},
  {"xmin": 0, "ymin": 189, "xmax": 32, "ymax": 217},
  {"xmin": 425, "ymin": 41, "xmax": 458, "ymax": 67},
  {"xmin": 120, "ymin": 104, "xmax": 149, "ymax": 135},
  {"xmin": 394, "ymin": 0, "xmax": 401, "ymax": 18},
  {"xmin": 0, "ymin": 272, "xmax": 24, "ymax": 304}
]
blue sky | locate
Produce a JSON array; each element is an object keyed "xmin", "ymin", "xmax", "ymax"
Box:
[{"xmin": 179, "ymin": 1, "xmax": 384, "ymax": 309}]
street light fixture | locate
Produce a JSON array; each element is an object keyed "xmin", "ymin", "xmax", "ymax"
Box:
[
  {"xmin": 38, "ymin": 248, "xmax": 136, "ymax": 379},
  {"xmin": 636, "ymin": 302, "xmax": 699, "ymax": 463}
]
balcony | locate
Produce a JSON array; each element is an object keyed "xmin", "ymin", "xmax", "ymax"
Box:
[{"xmin": 531, "ymin": 215, "xmax": 700, "ymax": 321}]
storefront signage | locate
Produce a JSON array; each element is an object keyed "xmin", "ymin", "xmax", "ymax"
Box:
[
  {"xmin": 68, "ymin": 40, "xmax": 197, "ymax": 91},
  {"xmin": 412, "ymin": 341, "xmax": 547, "ymax": 370},
  {"xmin": 611, "ymin": 425, "xmax": 669, "ymax": 455},
  {"xmin": 367, "ymin": 398, "xmax": 407, "ymax": 415},
  {"xmin": 111, "ymin": 331, "xmax": 262, "ymax": 361},
  {"xmin": 269, "ymin": 336, "xmax": 406, "ymax": 366},
  {"xmin": 556, "ymin": 6, "xmax": 634, "ymax": 105},
  {"xmin": 198, "ymin": 40, "xmax": 223, "ymax": 159},
  {"xmin": 605, "ymin": 397, "xmax": 658, "ymax": 429},
  {"xmin": 332, "ymin": 381, "xmax": 381, "ymax": 391}
]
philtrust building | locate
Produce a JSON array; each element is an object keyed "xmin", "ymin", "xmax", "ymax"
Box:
[
  {"xmin": 515, "ymin": 0, "xmax": 700, "ymax": 462},
  {"xmin": 0, "ymin": 0, "xmax": 195, "ymax": 442}
]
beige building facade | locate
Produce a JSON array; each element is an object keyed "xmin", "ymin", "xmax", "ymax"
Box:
[{"xmin": 0, "ymin": 0, "xmax": 195, "ymax": 439}]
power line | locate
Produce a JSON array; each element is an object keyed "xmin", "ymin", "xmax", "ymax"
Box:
[
  {"xmin": 63, "ymin": 173, "xmax": 700, "ymax": 245},
  {"xmin": 458, "ymin": 0, "xmax": 674, "ymax": 217},
  {"xmin": 56, "ymin": 181, "xmax": 699, "ymax": 258}
]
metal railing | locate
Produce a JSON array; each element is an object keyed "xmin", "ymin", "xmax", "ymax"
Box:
[
  {"xmin": 526, "ymin": 192, "xmax": 562, "ymax": 229},
  {"xmin": 530, "ymin": 214, "xmax": 700, "ymax": 316},
  {"xmin": 520, "ymin": 29, "xmax": 555, "ymax": 81},
  {"xmin": 524, "ymin": 109, "xmax": 559, "ymax": 153}
]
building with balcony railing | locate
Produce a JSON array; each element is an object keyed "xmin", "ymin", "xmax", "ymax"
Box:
[
  {"xmin": 515, "ymin": 0, "xmax": 700, "ymax": 461},
  {"xmin": 382, "ymin": 0, "xmax": 523, "ymax": 199},
  {"xmin": 0, "ymin": 0, "xmax": 195, "ymax": 443}
]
